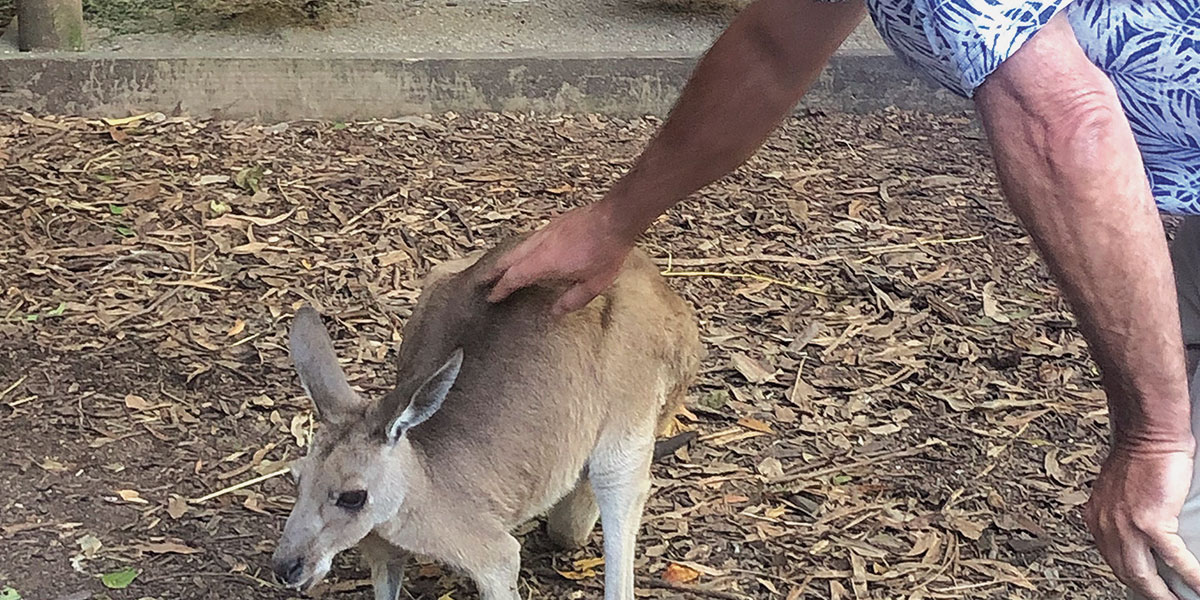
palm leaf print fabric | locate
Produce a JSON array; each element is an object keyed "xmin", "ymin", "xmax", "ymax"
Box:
[{"xmin": 866, "ymin": 0, "xmax": 1200, "ymax": 214}]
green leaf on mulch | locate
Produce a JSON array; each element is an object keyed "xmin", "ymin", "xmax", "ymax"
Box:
[
  {"xmin": 209, "ymin": 199, "xmax": 231, "ymax": 216},
  {"xmin": 101, "ymin": 567, "xmax": 139, "ymax": 589},
  {"xmin": 1, "ymin": 586, "xmax": 22, "ymax": 600},
  {"xmin": 235, "ymin": 165, "xmax": 265, "ymax": 194}
]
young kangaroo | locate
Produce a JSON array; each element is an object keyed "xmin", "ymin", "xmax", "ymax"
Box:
[{"xmin": 271, "ymin": 239, "xmax": 702, "ymax": 600}]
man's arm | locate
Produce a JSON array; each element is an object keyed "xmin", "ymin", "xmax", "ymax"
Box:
[
  {"xmin": 488, "ymin": 0, "xmax": 867, "ymax": 314},
  {"xmin": 974, "ymin": 15, "xmax": 1200, "ymax": 600}
]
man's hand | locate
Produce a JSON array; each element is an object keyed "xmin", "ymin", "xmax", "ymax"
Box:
[
  {"xmin": 485, "ymin": 0, "xmax": 866, "ymax": 313},
  {"xmin": 487, "ymin": 203, "xmax": 634, "ymax": 316},
  {"xmin": 1087, "ymin": 442, "xmax": 1200, "ymax": 600}
]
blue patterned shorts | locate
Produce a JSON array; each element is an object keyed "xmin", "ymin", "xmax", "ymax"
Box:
[{"xmin": 867, "ymin": 0, "xmax": 1200, "ymax": 214}]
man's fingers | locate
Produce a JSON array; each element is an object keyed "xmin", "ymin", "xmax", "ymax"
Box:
[
  {"xmin": 1152, "ymin": 533, "xmax": 1200, "ymax": 595},
  {"xmin": 1125, "ymin": 568, "xmax": 1178, "ymax": 600},
  {"xmin": 486, "ymin": 232, "xmax": 544, "ymax": 287},
  {"xmin": 1093, "ymin": 533, "xmax": 1133, "ymax": 598},
  {"xmin": 487, "ymin": 240, "xmax": 541, "ymax": 303},
  {"xmin": 552, "ymin": 281, "xmax": 603, "ymax": 317},
  {"xmin": 488, "ymin": 264, "xmax": 533, "ymax": 303},
  {"xmin": 1122, "ymin": 535, "xmax": 1178, "ymax": 600}
]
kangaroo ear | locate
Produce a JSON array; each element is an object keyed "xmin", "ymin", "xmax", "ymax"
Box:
[
  {"xmin": 385, "ymin": 349, "xmax": 463, "ymax": 443},
  {"xmin": 290, "ymin": 306, "xmax": 359, "ymax": 421}
]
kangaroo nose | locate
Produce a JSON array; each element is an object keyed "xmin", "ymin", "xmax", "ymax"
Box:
[{"xmin": 273, "ymin": 556, "xmax": 304, "ymax": 585}]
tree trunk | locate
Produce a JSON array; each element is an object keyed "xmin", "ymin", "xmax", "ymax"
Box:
[{"xmin": 16, "ymin": 0, "xmax": 84, "ymax": 51}]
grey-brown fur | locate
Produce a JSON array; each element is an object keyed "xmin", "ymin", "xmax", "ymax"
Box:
[{"xmin": 272, "ymin": 239, "xmax": 701, "ymax": 600}]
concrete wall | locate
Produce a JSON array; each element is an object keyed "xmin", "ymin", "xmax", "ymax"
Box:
[{"xmin": 0, "ymin": 51, "xmax": 969, "ymax": 119}]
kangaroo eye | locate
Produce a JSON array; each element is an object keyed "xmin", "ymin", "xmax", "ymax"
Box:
[{"xmin": 336, "ymin": 490, "xmax": 367, "ymax": 510}]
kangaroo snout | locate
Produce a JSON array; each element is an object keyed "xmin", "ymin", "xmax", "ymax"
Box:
[{"xmin": 271, "ymin": 553, "xmax": 306, "ymax": 588}]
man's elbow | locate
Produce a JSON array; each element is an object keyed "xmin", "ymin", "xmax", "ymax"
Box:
[
  {"xmin": 1041, "ymin": 82, "xmax": 1125, "ymax": 170},
  {"xmin": 986, "ymin": 69, "xmax": 1127, "ymax": 178}
]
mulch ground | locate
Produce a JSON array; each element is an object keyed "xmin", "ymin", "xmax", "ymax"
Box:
[{"xmin": 0, "ymin": 107, "xmax": 1123, "ymax": 600}]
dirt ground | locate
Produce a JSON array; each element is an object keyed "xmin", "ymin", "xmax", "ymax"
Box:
[
  {"xmin": 0, "ymin": 107, "xmax": 1123, "ymax": 600},
  {"xmin": 0, "ymin": 0, "xmax": 364, "ymax": 36}
]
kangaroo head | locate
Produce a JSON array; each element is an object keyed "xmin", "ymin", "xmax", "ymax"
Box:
[{"xmin": 271, "ymin": 306, "xmax": 462, "ymax": 590}]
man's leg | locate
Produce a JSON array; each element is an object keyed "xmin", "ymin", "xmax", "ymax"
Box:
[{"xmin": 1148, "ymin": 217, "xmax": 1200, "ymax": 600}]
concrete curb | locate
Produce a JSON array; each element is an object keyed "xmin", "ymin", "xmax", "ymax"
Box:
[{"xmin": 0, "ymin": 51, "xmax": 969, "ymax": 119}]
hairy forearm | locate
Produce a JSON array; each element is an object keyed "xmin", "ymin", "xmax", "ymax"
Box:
[
  {"xmin": 976, "ymin": 18, "xmax": 1191, "ymax": 448},
  {"xmin": 599, "ymin": 0, "xmax": 866, "ymax": 240}
]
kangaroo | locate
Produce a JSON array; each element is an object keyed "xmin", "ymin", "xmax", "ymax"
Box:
[{"xmin": 271, "ymin": 239, "xmax": 702, "ymax": 600}]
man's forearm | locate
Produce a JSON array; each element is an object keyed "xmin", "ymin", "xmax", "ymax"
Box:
[
  {"xmin": 599, "ymin": 0, "xmax": 866, "ymax": 240},
  {"xmin": 975, "ymin": 18, "xmax": 1192, "ymax": 448}
]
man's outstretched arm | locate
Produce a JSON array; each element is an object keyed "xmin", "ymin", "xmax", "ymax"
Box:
[
  {"xmin": 488, "ymin": 0, "xmax": 866, "ymax": 314},
  {"xmin": 975, "ymin": 15, "xmax": 1200, "ymax": 600}
]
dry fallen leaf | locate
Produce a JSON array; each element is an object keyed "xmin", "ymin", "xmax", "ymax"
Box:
[
  {"xmin": 102, "ymin": 112, "xmax": 157, "ymax": 127},
  {"xmin": 124, "ymin": 181, "xmax": 161, "ymax": 203},
  {"xmin": 231, "ymin": 242, "xmax": 269, "ymax": 255},
  {"xmin": 226, "ymin": 319, "xmax": 246, "ymax": 337},
  {"xmin": 462, "ymin": 172, "xmax": 516, "ymax": 182},
  {"xmin": 830, "ymin": 579, "xmax": 849, "ymax": 600},
  {"xmin": 757, "ymin": 457, "xmax": 785, "ymax": 479},
  {"xmin": 1057, "ymin": 490, "xmax": 1090, "ymax": 506},
  {"xmin": 20, "ymin": 112, "xmax": 69, "ymax": 130},
  {"xmin": 195, "ymin": 174, "xmax": 231, "ymax": 186},
  {"xmin": 243, "ymin": 493, "xmax": 268, "ymax": 514},
  {"xmin": 40, "ymin": 457, "xmax": 68, "ymax": 472},
  {"xmin": 556, "ymin": 569, "xmax": 595, "ymax": 581},
  {"xmin": 730, "ymin": 352, "xmax": 774, "ymax": 384},
  {"xmin": 774, "ymin": 405, "xmax": 797, "ymax": 423},
  {"xmin": 868, "ymin": 423, "xmax": 902, "ymax": 436},
  {"xmin": 135, "ymin": 540, "xmax": 201, "ymax": 555},
  {"xmin": 167, "ymin": 496, "xmax": 189, "ymax": 519},
  {"xmin": 378, "ymin": 250, "xmax": 411, "ymax": 267},
  {"xmin": 107, "ymin": 126, "xmax": 129, "ymax": 145},
  {"xmin": 124, "ymin": 394, "xmax": 150, "ymax": 411},
  {"xmin": 982, "ymin": 281, "xmax": 1010, "ymax": 323},
  {"xmin": 662, "ymin": 563, "xmax": 701, "ymax": 585},
  {"xmin": 77, "ymin": 534, "xmax": 103, "ymax": 559},
  {"xmin": 1043, "ymin": 448, "xmax": 1071, "ymax": 486},
  {"xmin": 786, "ymin": 199, "xmax": 809, "ymax": 225},
  {"xmin": 916, "ymin": 263, "xmax": 951, "ymax": 284},
  {"xmin": 557, "ymin": 556, "xmax": 604, "ymax": 580},
  {"xmin": 116, "ymin": 489, "xmax": 149, "ymax": 504},
  {"xmin": 921, "ymin": 174, "xmax": 968, "ymax": 188},
  {"xmin": 788, "ymin": 373, "xmax": 815, "ymax": 412},
  {"xmin": 291, "ymin": 413, "xmax": 313, "ymax": 448},
  {"xmin": 947, "ymin": 515, "xmax": 987, "ymax": 541},
  {"xmin": 737, "ymin": 417, "xmax": 776, "ymax": 435}
]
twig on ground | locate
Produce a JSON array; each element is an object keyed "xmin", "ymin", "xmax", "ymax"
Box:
[
  {"xmin": 637, "ymin": 576, "xmax": 752, "ymax": 600},
  {"xmin": 862, "ymin": 234, "xmax": 985, "ymax": 254},
  {"xmin": 660, "ymin": 270, "xmax": 827, "ymax": 296},
  {"xmin": 0, "ymin": 375, "xmax": 28, "ymax": 403},
  {"xmin": 656, "ymin": 253, "xmax": 845, "ymax": 268},
  {"xmin": 977, "ymin": 422, "xmax": 1032, "ymax": 478},
  {"xmin": 775, "ymin": 439, "xmax": 943, "ymax": 485},
  {"xmin": 191, "ymin": 467, "xmax": 291, "ymax": 504},
  {"xmin": 533, "ymin": 567, "xmax": 750, "ymax": 600}
]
